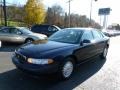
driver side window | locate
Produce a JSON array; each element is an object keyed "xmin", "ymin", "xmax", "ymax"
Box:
[{"xmin": 48, "ymin": 26, "xmax": 58, "ymax": 32}]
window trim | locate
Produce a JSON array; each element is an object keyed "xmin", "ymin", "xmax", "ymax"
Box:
[{"xmin": 92, "ymin": 30, "xmax": 103, "ymax": 40}]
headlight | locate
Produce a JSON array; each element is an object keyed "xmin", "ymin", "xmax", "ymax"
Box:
[{"xmin": 27, "ymin": 58, "xmax": 54, "ymax": 65}]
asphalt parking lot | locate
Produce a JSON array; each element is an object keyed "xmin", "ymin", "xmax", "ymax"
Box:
[{"xmin": 0, "ymin": 36, "xmax": 120, "ymax": 90}]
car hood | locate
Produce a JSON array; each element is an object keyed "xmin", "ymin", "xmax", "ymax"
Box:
[
  {"xmin": 29, "ymin": 33, "xmax": 47, "ymax": 39},
  {"xmin": 17, "ymin": 40, "xmax": 74, "ymax": 58}
]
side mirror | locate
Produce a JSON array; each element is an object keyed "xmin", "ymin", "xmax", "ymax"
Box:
[
  {"xmin": 81, "ymin": 39, "xmax": 91, "ymax": 46},
  {"xmin": 83, "ymin": 39, "xmax": 91, "ymax": 43}
]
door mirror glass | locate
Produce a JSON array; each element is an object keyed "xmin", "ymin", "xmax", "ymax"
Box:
[
  {"xmin": 81, "ymin": 39, "xmax": 91, "ymax": 46},
  {"xmin": 83, "ymin": 39, "xmax": 91, "ymax": 43}
]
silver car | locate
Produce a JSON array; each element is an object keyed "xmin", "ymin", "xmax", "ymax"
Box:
[{"xmin": 0, "ymin": 27, "xmax": 47, "ymax": 43}]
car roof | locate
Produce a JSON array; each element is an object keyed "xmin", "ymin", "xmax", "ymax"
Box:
[
  {"xmin": 63, "ymin": 27, "xmax": 95, "ymax": 32},
  {"xmin": 32, "ymin": 24, "xmax": 60, "ymax": 28},
  {"xmin": 1, "ymin": 26, "xmax": 28, "ymax": 29},
  {"xmin": 32, "ymin": 24, "xmax": 53, "ymax": 28},
  {"xmin": 0, "ymin": 26, "xmax": 14, "ymax": 30},
  {"xmin": 16, "ymin": 27, "xmax": 29, "ymax": 29}
]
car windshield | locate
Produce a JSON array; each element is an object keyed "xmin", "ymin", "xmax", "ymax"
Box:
[
  {"xmin": 19, "ymin": 27, "xmax": 33, "ymax": 34},
  {"xmin": 48, "ymin": 29, "xmax": 82, "ymax": 44}
]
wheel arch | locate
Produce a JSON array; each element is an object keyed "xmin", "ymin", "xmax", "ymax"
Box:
[
  {"xmin": 25, "ymin": 38, "xmax": 34, "ymax": 43},
  {"xmin": 65, "ymin": 55, "xmax": 78, "ymax": 64}
]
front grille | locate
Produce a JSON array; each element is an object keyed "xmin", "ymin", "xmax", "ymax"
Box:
[{"xmin": 15, "ymin": 53, "xmax": 27, "ymax": 63}]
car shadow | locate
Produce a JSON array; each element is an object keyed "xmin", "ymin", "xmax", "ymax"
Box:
[
  {"xmin": 0, "ymin": 56, "xmax": 106, "ymax": 90},
  {"xmin": 0, "ymin": 43, "xmax": 21, "ymax": 52}
]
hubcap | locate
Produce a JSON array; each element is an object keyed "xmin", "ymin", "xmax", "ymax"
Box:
[
  {"xmin": 26, "ymin": 40, "xmax": 33, "ymax": 43},
  {"xmin": 103, "ymin": 48, "xmax": 108, "ymax": 57},
  {"xmin": 62, "ymin": 61, "xmax": 73, "ymax": 78}
]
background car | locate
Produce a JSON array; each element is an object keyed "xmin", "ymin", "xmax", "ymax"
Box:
[
  {"xmin": 12, "ymin": 28, "xmax": 109, "ymax": 80},
  {"xmin": 102, "ymin": 30, "xmax": 115, "ymax": 37},
  {"xmin": 102, "ymin": 29, "xmax": 120, "ymax": 37},
  {"xmin": 0, "ymin": 27, "xmax": 47, "ymax": 44},
  {"xmin": 31, "ymin": 24, "xmax": 61, "ymax": 37}
]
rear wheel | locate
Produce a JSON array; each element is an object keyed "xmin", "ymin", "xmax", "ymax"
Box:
[
  {"xmin": 58, "ymin": 58, "xmax": 75, "ymax": 80},
  {"xmin": 100, "ymin": 47, "xmax": 108, "ymax": 59}
]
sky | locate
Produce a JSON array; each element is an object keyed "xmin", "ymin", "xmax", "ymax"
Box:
[{"xmin": 5, "ymin": 0, "xmax": 120, "ymax": 26}]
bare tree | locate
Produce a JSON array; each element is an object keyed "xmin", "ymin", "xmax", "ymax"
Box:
[{"xmin": 45, "ymin": 5, "xmax": 64, "ymax": 27}]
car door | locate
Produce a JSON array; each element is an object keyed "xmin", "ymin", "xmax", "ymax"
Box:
[
  {"xmin": 92, "ymin": 30, "xmax": 106, "ymax": 54},
  {"xmin": 9, "ymin": 28, "xmax": 24, "ymax": 43},
  {"xmin": 75, "ymin": 30, "xmax": 96, "ymax": 62},
  {"xmin": 0, "ymin": 28, "xmax": 11, "ymax": 42}
]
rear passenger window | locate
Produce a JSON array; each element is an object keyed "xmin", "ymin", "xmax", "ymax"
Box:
[
  {"xmin": 81, "ymin": 31, "xmax": 94, "ymax": 41},
  {"xmin": 0, "ymin": 28, "xmax": 9, "ymax": 33},
  {"xmin": 92, "ymin": 30, "xmax": 103, "ymax": 40}
]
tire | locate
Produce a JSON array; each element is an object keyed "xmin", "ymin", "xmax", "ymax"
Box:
[
  {"xmin": 100, "ymin": 47, "xmax": 108, "ymax": 59},
  {"xmin": 25, "ymin": 39, "xmax": 34, "ymax": 43},
  {"xmin": 58, "ymin": 58, "xmax": 75, "ymax": 80}
]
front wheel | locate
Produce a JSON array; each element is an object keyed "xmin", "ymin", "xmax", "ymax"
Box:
[
  {"xmin": 59, "ymin": 58, "xmax": 75, "ymax": 80},
  {"xmin": 25, "ymin": 39, "xmax": 34, "ymax": 44},
  {"xmin": 100, "ymin": 47, "xmax": 108, "ymax": 59}
]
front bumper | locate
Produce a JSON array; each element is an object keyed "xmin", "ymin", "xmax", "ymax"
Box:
[{"xmin": 12, "ymin": 56, "xmax": 59, "ymax": 75}]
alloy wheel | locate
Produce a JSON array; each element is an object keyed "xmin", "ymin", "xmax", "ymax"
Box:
[
  {"xmin": 103, "ymin": 48, "xmax": 108, "ymax": 58},
  {"xmin": 62, "ymin": 61, "xmax": 74, "ymax": 78}
]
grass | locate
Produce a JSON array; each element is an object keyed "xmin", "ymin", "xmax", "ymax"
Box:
[{"xmin": 0, "ymin": 20, "xmax": 26, "ymax": 27}]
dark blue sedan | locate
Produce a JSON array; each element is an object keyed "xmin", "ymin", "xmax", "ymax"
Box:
[{"xmin": 12, "ymin": 28, "xmax": 109, "ymax": 79}]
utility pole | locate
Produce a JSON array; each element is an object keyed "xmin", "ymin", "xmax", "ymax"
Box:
[
  {"xmin": 89, "ymin": 0, "xmax": 93, "ymax": 26},
  {"xmin": 3, "ymin": 0, "xmax": 7, "ymax": 26},
  {"xmin": 89, "ymin": 0, "xmax": 97, "ymax": 26},
  {"xmin": 67, "ymin": 0, "xmax": 73, "ymax": 27},
  {"xmin": 0, "ymin": 0, "xmax": 2, "ymax": 25}
]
